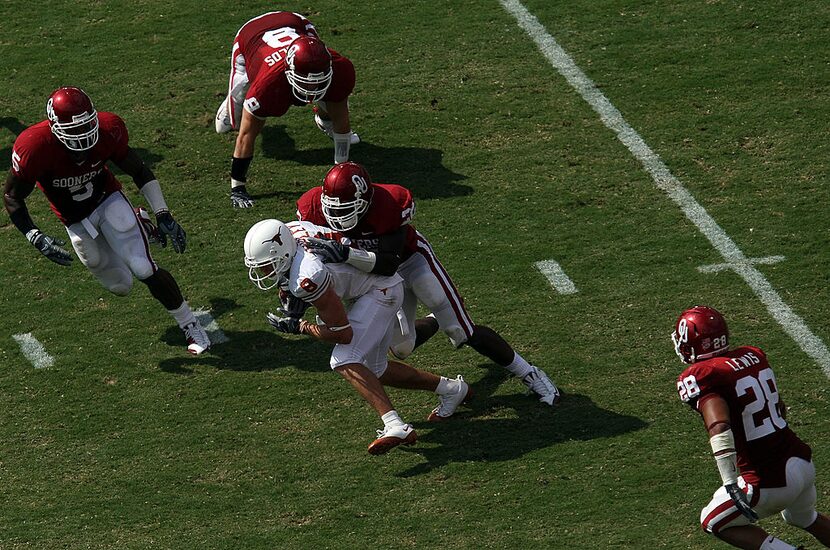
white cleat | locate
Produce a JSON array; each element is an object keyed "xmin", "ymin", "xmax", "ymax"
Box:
[
  {"xmin": 522, "ymin": 366, "xmax": 561, "ymax": 406},
  {"xmin": 314, "ymin": 113, "xmax": 360, "ymax": 144},
  {"xmin": 368, "ymin": 423, "xmax": 417, "ymax": 455},
  {"xmin": 215, "ymin": 99, "xmax": 233, "ymax": 134},
  {"xmin": 428, "ymin": 375, "xmax": 473, "ymax": 421},
  {"xmin": 183, "ymin": 321, "xmax": 211, "ymax": 355}
]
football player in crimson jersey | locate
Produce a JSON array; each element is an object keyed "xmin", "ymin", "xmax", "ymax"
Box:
[
  {"xmin": 3, "ymin": 87, "xmax": 210, "ymax": 355},
  {"xmin": 673, "ymin": 306, "xmax": 830, "ymax": 550},
  {"xmin": 243, "ymin": 219, "xmax": 470, "ymax": 455},
  {"xmin": 296, "ymin": 162, "xmax": 561, "ymax": 409},
  {"xmin": 215, "ymin": 11, "xmax": 359, "ymax": 208}
]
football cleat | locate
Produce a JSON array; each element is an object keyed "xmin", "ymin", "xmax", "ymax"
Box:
[
  {"xmin": 522, "ymin": 366, "xmax": 561, "ymax": 406},
  {"xmin": 367, "ymin": 423, "xmax": 417, "ymax": 455},
  {"xmin": 183, "ymin": 321, "xmax": 211, "ymax": 355},
  {"xmin": 313, "ymin": 112, "xmax": 360, "ymax": 144},
  {"xmin": 428, "ymin": 375, "xmax": 473, "ymax": 421},
  {"xmin": 215, "ymin": 99, "xmax": 233, "ymax": 134},
  {"xmin": 231, "ymin": 187, "xmax": 254, "ymax": 209}
]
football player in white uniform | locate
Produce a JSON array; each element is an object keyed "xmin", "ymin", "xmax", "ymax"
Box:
[{"xmin": 243, "ymin": 219, "xmax": 471, "ymax": 455}]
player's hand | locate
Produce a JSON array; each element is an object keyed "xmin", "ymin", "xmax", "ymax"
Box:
[
  {"xmin": 266, "ymin": 312, "xmax": 301, "ymax": 334},
  {"xmin": 28, "ymin": 230, "xmax": 73, "ymax": 266},
  {"xmin": 304, "ymin": 237, "xmax": 349, "ymax": 263},
  {"xmin": 156, "ymin": 210, "xmax": 187, "ymax": 253},
  {"xmin": 279, "ymin": 292, "xmax": 310, "ymax": 319},
  {"xmin": 231, "ymin": 186, "xmax": 254, "ymax": 208},
  {"xmin": 725, "ymin": 483, "xmax": 758, "ymax": 522}
]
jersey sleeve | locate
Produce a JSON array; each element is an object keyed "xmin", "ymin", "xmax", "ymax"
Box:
[
  {"xmin": 290, "ymin": 252, "xmax": 332, "ymax": 303},
  {"xmin": 10, "ymin": 131, "xmax": 45, "ymax": 184},
  {"xmin": 296, "ymin": 189, "xmax": 317, "ymax": 221},
  {"xmin": 677, "ymin": 363, "xmax": 723, "ymax": 411}
]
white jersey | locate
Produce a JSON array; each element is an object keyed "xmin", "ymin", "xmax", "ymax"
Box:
[{"xmin": 286, "ymin": 220, "xmax": 403, "ymax": 302}]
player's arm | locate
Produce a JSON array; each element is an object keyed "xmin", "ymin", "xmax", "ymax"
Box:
[
  {"xmin": 700, "ymin": 394, "xmax": 758, "ymax": 521},
  {"xmin": 4, "ymin": 171, "xmax": 72, "ymax": 265},
  {"xmin": 113, "ymin": 147, "xmax": 187, "ymax": 253},
  {"xmin": 301, "ymin": 286, "xmax": 353, "ymax": 344},
  {"xmin": 304, "ymin": 227, "xmax": 407, "ymax": 276}
]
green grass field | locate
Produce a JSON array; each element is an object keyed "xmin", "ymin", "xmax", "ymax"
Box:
[{"xmin": 1, "ymin": 1, "xmax": 829, "ymax": 548}]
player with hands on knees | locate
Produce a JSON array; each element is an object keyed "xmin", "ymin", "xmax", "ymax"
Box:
[
  {"xmin": 4, "ymin": 86, "xmax": 209, "ymax": 354},
  {"xmin": 673, "ymin": 305, "xmax": 830, "ymax": 550},
  {"xmin": 215, "ymin": 11, "xmax": 359, "ymax": 208}
]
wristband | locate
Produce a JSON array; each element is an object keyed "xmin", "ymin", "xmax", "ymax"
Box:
[
  {"xmin": 139, "ymin": 179, "xmax": 169, "ymax": 214},
  {"xmin": 710, "ymin": 430, "xmax": 739, "ymax": 485}
]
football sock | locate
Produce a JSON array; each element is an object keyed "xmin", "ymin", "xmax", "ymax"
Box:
[
  {"xmin": 168, "ymin": 301, "xmax": 197, "ymax": 329},
  {"xmin": 142, "ymin": 268, "xmax": 185, "ymax": 310},
  {"xmin": 381, "ymin": 410, "xmax": 405, "ymax": 428},
  {"xmin": 760, "ymin": 536, "xmax": 796, "ymax": 550},
  {"xmin": 504, "ymin": 352, "xmax": 533, "ymax": 378}
]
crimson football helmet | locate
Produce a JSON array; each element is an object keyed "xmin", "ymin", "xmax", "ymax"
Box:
[
  {"xmin": 285, "ymin": 36, "xmax": 333, "ymax": 103},
  {"xmin": 321, "ymin": 162, "xmax": 373, "ymax": 231},
  {"xmin": 244, "ymin": 219, "xmax": 298, "ymax": 291},
  {"xmin": 672, "ymin": 305, "xmax": 730, "ymax": 364},
  {"xmin": 46, "ymin": 87, "xmax": 99, "ymax": 151}
]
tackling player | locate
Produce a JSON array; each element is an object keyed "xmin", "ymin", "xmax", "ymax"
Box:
[
  {"xmin": 673, "ymin": 305, "xmax": 830, "ymax": 550},
  {"xmin": 4, "ymin": 87, "xmax": 210, "ymax": 355},
  {"xmin": 243, "ymin": 218, "xmax": 471, "ymax": 455},
  {"xmin": 295, "ymin": 162, "xmax": 560, "ymax": 410},
  {"xmin": 215, "ymin": 11, "xmax": 359, "ymax": 208}
]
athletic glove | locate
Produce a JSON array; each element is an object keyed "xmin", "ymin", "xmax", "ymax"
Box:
[
  {"xmin": 231, "ymin": 186, "xmax": 254, "ymax": 209},
  {"xmin": 28, "ymin": 230, "xmax": 73, "ymax": 266},
  {"xmin": 304, "ymin": 236, "xmax": 349, "ymax": 263},
  {"xmin": 156, "ymin": 210, "xmax": 187, "ymax": 253},
  {"xmin": 266, "ymin": 312, "xmax": 301, "ymax": 334},
  {"xmin": 725, "ymin": 483, "xmax": 758, "ymax": 522}
]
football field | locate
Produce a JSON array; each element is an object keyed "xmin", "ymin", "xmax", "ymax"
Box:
[{"xmin": 1, "ymin": 1, "xmax": 829, "ymax": 548}]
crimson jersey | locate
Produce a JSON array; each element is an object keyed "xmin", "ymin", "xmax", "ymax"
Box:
[
  {"xmin": 296, "ymin": 183, "xmax": 418, "ymax": 259},
  {"xmin": 11, "ymin": 112, "xmax": 128, "ymax": 225},
  {"xmin": 677, "ymin": 346, "xmax": 811, "ymax": 487},
  {"xmin": 235, "ymin": 11, "xmax": 355, "ymax": 118}
]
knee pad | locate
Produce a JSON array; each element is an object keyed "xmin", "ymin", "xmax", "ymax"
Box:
[
  {"xmin": 390, "ymin": 337, "xmax": 416, "ymax": 360},
  {"xmin": 128, "ymin": 256, "xmax": 155, "ymax": 281},
  {"xmin": 104, "ymin": 267, "xmax": 133, "ymax": 296},
  {"xmin": 781, "ymin": 508, "xmax": 818, "ymax": 529}
]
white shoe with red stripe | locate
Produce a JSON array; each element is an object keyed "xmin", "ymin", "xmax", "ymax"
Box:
[
  {"xmin": 183, "ymin": 320, "xmax": 211, "ymax": 355},
  {"xmin": 367, "ymin": 423, "xmax": 416, "ymax": 455}
]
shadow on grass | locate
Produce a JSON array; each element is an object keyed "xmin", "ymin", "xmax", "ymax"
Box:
[
  {"xmin": 0, "ymin": 117, "xmax": 28, "ymax": 171},
  {"xmin": 259, "ymin": 125, "xmax": 472, "ymax": 200},
  {"xmin": 157, "ymin": 297, "xmax": 331, "ymax": 374},
  {"xmin": 396, "ymin": 366, "xmax": 648, "ymax": 477}
]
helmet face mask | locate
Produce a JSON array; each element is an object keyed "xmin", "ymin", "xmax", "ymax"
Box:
[
  {"xmin": 285, "ymin": 36, "xmax": 333, "ymax": 103},
  {"xmin": 672, "ymin": 305, "xmax": 730, "ymax": 364},
  {"xmin": 321, "ymin": 162, "xmax": 372, "ymax": 231},
  {"xmin": 47, "ymin": 87, "xmax": 99, "ymax": 152},
  {"xmin": 244, "ymin": 220, "xmax": 297, "ymax": 291}
]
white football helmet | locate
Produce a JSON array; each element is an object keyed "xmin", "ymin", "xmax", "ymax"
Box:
[{"xmin": 244, "ymin": 219, "xmax": 297, "ymax": 291}]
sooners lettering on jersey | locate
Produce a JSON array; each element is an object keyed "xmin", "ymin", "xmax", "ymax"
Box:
[
  {"xmin": 234, "ymin": 11, "xmax": 355, "ymax": 118},
  {"xmin": 677, "ymin": 346, "xmax": 811, "ymax": 487},
  {"xmin": 11, "ymin": 112, "xmax": 128, "ymax": 225},
  {"xmin": 296, "ymin": 183, "xmax": 418, "ymax": 258}
]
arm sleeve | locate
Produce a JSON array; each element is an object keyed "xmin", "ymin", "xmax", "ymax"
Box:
[{"xmin": 371, "ymin": 227, "xmax": 407, "ymax": 276}]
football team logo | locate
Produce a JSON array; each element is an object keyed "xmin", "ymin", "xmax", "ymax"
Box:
[
  {"xmin": 262, "ymin": 228, "xmax": 283, "ymax": 246},
  {"xmin": 352, "ymin": 174, "xmax": 368, "ymax": 198}
]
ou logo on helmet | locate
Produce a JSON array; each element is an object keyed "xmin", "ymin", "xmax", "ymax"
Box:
[
  {"xmin": 352, "ymin": 174, "xmax": 368, "ymax": 196},
  {"xmin": 286, "ymin": 43, "xmax": 300, "ymax": 71}
]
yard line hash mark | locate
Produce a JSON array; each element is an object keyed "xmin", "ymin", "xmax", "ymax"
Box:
[
  {"xmin": 194, "ymin": 309, "xmax": 229, "ymax": 345},
  {"xmin": 535, "ymin": 260, "xmax": 578, "ymax": 294},
  {"xmin": 12, "ymin": 333, "xmax": 54, "ymax": 369},
  {"xmin": 698, "ymin": 256, "xmax": 786, "ymax": 274},
  {"xmin": 501, "ymin": 0, "xmax": 830, "ymax": 377}
]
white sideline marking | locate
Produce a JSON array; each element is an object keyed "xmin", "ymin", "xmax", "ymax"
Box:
[
  {"xmin": 501, "ymin": 0, "xmax": 830, "ymax": 377},
  {"xmin": 12, "ymin": 333, "xmax": 54, "ymax": 369},
  {"xmin": 699, "ymin": 256, "xmax": 786, "ymax": 274},
  {"xmin": 194, "ymin": 309, "xmax": 229, "ymax": 345},
  {"xmin": 535, "ymin": 260, "xmax": 578, "ymax": 294}
]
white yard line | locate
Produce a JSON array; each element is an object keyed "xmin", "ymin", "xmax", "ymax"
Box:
[
  {"xmin": 698, "ymin": 256, "xmax": 786, "ymax": 274},
  {"xmin": 535, "ymin": 260, "xmax": 578, "ymax": 294},
  {"xmin": 12, "ymin": 333, "xmax": 54, "ymax": 369},
  {"xmin": 194, "ymin": 309, "xmax": 229, "ymax": 345},
  {"xmin": 501, "ymin": 0, "xmax": 830, "ymax": 376}
]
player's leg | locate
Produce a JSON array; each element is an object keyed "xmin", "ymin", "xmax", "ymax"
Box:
[
  {"xmin": 389, "ymin": 286, "xmax": 418, "ymax": 359},
  {"xmin": 100, "ymin": 194, "xmax": 210, "ymax": 354},
  {"xmin": 379, "ymin": 359, "xmax": 472, "ymax": 422},
  {"xmin": 67, "ymin": 217, "xmax": 133, "ymax": 296},
  {"xmin": 778, "ymin": 458, "xmax": 830, "ymax": 546},
  {"xmin": 216, "ymin": 43, "xmax": 249, "ymax": 133}
]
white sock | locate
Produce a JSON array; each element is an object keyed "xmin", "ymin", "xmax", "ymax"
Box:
[
  {"xmin": 759, "ymin": 536, "xmax": 796, "ymax": 550},
  {"xmin": 435, "ymin": 376, "xmax": 452, "ymax": 395},
  {"xmin": 381, "ymin": 410, "xmax": 405, "ymax": 428},
  {"xmin": 168, "ymin": 301, "xmax": 196, "ymax": 329},
  {"xmin": 504, "ymin": 352, "xmax": 533, "ymax": 378}
]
